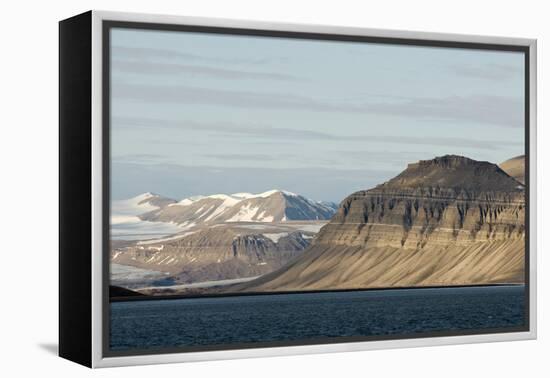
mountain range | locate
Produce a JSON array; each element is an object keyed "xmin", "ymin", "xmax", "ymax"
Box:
[
  {"xmin": 115, "ymin": 190, "xmax": 337, "ymax": 228},
  {"xmin": 234, "ymin": 155, "xmax": 526, "ymax": 292},
  {"xmin": 110, "ymin": 190, "xmax": 336, "ymax": 288},
  {"xmin": 111, "ymin": 154, "xmax": 526, "ymax": 294}
]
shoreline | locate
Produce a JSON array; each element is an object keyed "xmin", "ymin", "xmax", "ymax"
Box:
[{"xmin": 110, "ymin": 282, "xmax": 524, "ymax": 303}]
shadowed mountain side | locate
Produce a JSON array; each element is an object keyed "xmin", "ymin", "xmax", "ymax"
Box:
[
  {"xmin": 233, "ymin": 155, "xmax": 525, "ymax": 292},
  {"xmin": 500, "ymin": 155, "xmax": 525, "ymax": 184}
]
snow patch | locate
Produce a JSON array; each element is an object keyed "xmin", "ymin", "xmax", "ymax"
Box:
[
  {"xmin": 204, "ymin": 196, "xmax": 242, "ymax": 222},
  {"xmin": 174, "ymin": 195, "xmax": 206, "ymax": 206},
  {"xmin": 110, "ymin": 263, "xmax": 165, "ymax": 285},
  {"xmin": 208, "ymin": 194, "xmax": 239, "ymax": 201},
  {"xmin": 165, "ymin": 257, "xmax": 176, "ymax": 265},
  {"xmin": 111, "ymin": 215, "xmax": 141, "ymax": 225},
  {"xmin": 137, "ymin": 231, "xmax": 198, "ymax": 245},
  {"xmin": 226, "ymin": 203, "xmax": 261, "ymax": 222},
  {"xmin": 194, "ymin": 205, "xmax": 206, "ymax": 214},
  {"xmin": 254, "ymin": 211, "xmax": 275, "ymax": 222},
  {"xmin": 263, "ymin": 232, "xmax": 289, "ymax": 243},
  {"xmin": 286, "ymin": 224, "xmax": 325, "ymax": 233},
  {"xmin": 112, "ymin": 193, "xmax": 160, "ymax": 216},
  {"xmin": 111, "ymin": 220, "xmax": 184, "ymax": 241},
  {"xmin": 112, "ymin": 251, "xmax": 123, "ymax": 259},
  {"xmin": 230, "ymin": 189, "xmax": 295, "ymax": 199},
  {"xmin": 280, "ymin": 190, "xmax": 299, "ymax": 197},
  {"xmin": 157, "ymin": 256, "xmax": 171, "ymax": 265},
  {"xmin": 231, "ymin": 192, "xmax": 255, "ymax": 199}
]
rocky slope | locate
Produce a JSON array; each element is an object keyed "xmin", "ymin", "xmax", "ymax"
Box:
[
  {"xmin": 235, "ymin": 155, "xmax": 526, "ymax": 292},
  {"xmin": 111, "ymin": 222, "xmax": 322, "ymax": 285},
  {"xmin": 500, "ymin": 155, "xmax": 525, "ymax": 184},
  {"xmin": 140, "ymin": 190, "xmax": 337, "ymax": 227}
]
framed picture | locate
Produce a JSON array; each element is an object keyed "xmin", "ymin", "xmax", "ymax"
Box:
[{"xmin": 59, "ymin": 10, "xmax": 537, "ymax": 368}]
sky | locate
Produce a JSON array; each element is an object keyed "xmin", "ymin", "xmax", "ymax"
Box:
[{"xmin": 110, "ymin": 27, "xmax": 525, "ymax": 203}]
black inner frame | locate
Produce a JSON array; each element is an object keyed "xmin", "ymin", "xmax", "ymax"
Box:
[{"xmin": 102, "ymin": 20, "xmax": 531, "ymax": 358}]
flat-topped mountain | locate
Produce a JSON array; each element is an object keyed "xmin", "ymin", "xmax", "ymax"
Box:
[
  {"xmin": 378, "ymin": 155, "xmax": 524, "ymax": 192},
  {"xmin": 500, "ymin": 155, "xmax": 525, "ymax": 184},
  {"xmin": 235, "ymin": 155, "xmax": 525, "ymax": 292},
  {"xmin": 140, "ymin": 190, "xmax": 337, "ymax": 227}
]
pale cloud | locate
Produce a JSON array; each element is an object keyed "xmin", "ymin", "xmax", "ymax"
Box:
[
  {"xmin": 113, "ymin": 116, "xmax": 522, "ymax": 150},
  {"xmin": 449, "ymin": 62, "xmax": 523, "ymax": 80},
  {"xmin": 112, "ymin": 59, "xmax": 300, "ymax": 81},
  {"xmin": 113, "ymin": 82, "xmax": 523, "ymax": 128},
  {"xmin": 111, "ymin": 45, "xmax": 283, "ymax": 65}
]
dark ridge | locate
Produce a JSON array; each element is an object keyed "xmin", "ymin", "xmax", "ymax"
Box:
[
  {"xmin": 109, "ymin": 285, "xmax": 144, "ymax": 298},
  {"xmin": 414, "ymin": 155, "xmax": 485, "ymax": 168},
  {"xmin": 110, "ymin": 283, "xmax": 524, "ymax": 302}
]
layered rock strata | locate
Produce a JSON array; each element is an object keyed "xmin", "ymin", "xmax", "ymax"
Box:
[{"xmin": 236, "ymin": 156, "xmax": 525, "ymax": 292}]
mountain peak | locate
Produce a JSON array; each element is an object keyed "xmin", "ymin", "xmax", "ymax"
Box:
[
  {"xmin": 133, "ymin": 192, "xmax": 156, "ymax": 200},
  {"xmin": 413, "ymin": 155, "xmax": 484, "ymax": 169},
  {"xmin": 140, "ymin": 189, "xmax": 337, "ymax": 225},
  {"xmin": 231, "ymin": 189, "xmax": 299, "ymax": 198},
  {"xmin": 378, "ymin": 155, "xmax": 523, "ymax": 192},
  {"xmin": 176, "ymin": 190, "xmax": 291, "ymax": 204},
  {"xmin": 132, "ymin": 192, "xmax": 176, "ymax": 208}
]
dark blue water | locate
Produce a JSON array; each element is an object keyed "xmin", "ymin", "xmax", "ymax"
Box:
[{"xmin": 110, "ymin": 286, "xmax": 525, "ymax": 351}]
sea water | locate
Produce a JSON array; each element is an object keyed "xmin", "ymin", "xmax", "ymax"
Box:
[{"xmin": 110, "ymin": 285, "xmax": 525, "ymax": 351}]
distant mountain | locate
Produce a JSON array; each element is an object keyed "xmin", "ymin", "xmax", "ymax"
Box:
[
  {"xmin": 111, "ymin": 193, "xmax": 181, "ymax": 240},
  {"xmin": 112, "ymin": 192, "xmax": 176, "ymax": 217},
  {"xmin": 110, "ymin": 190, "xmax": 335, "ymax": 287},
  {"xmin": 317, "ymin": 201, "xmax": 339, "ymax": 213},
  {"xmin": 111, "ymin": 222, "xmax": 318, "ymax": 287},
  {"xmin": 500, "ymin": 155, "xmax": 525, "ymax": 184},
  {"xmin": 235, "ymin": 155, "xmax": 525, "ymax": 293},
  {"xmin": 140, "ymin": 190, "xmax": 337, "ymax": 227}
]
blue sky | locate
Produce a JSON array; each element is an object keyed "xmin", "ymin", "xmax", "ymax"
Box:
[{"xmin": 110, "ymin": 28, "xmax": 525, "ymax": 203}]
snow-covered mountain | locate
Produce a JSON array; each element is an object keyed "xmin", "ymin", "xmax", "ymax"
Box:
[
  {"xmin": 136, "ymin": 189, "xmax": 337, "ymax": 226},
  {"xmin": 112, "ymin": 192, "xmax": 175, "ymax": 220},
  {"xmin": 111, "ymin": 193, "xmax": 180, "ymax": 240},
  {"xmin": 111, "ymin": 190, "xmax": 337, "ymax": 287}
]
